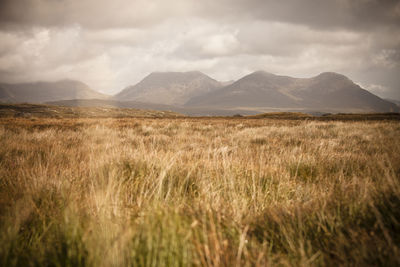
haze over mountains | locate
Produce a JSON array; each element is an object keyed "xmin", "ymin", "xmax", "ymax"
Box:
[
  {"xmin": 0, "ymin": 80, "xmax": 108, "ymax": 103},
  {"xmin": 1, "ymin": 71, "xmax": 398, "ymax": 115}
]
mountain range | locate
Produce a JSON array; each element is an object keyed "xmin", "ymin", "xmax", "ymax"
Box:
[
  {"xmin": 0, "ymin": 80, "xmax": 108, "ymax": 103},
  {"xmin": 1, "ymin": 71, "xmax": 398, "ymax": 115},
  {"xmin": 186, "ymin": 71, "xmax": 398, "ymax": 113}
]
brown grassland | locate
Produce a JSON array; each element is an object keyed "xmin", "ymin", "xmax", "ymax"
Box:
[{"xmin": 0, "ymin": 115, "xmax": 400, "ymax": 266}]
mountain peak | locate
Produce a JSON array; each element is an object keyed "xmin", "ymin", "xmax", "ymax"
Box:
[
  {"xmin": 115, "ymin": 71, "xmax": 222, "ymax": 105},
  {"xmin": 15, "ymin": 79, "xmax": 89, "ymax": 89},
  {"xmin": 237, "ymin": 71, "xmax": 293, "ymax": 85},
  {"xmin": 147, "ymin": 71, "xmax": 206, "ymax": 77},
  {"xmin": 251, "ymin": 70, "xmax": 276, "ymax": 76},
  {"xmin": 141, "ymin": 71, "xmax": 213, "ymax": 85},
  {"xmin": 315, "ymin": 72, "xmax": 349, "ymax": 81},
  {"xmin": 53, "ymin": 79, "xmax": 92, "ymax": 88},
  {"xmin": 0, "ymin": 80, "xmax": 108, "ymax": 103},
  {"xmin": 186, "ymin": 71, "xmax": 399, "ymax": 113},
  {"xmin": 56, "ymin": 79, "xmax": 85, "ymax": 84}
]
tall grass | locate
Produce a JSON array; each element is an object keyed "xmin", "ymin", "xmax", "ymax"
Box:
[{"xmin": 0, "ymin": 117, "xmax": 399, "ymax": 266}]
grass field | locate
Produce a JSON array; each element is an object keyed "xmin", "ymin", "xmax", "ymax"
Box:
[{"xmin": 0, "ymin": 116, "xmax": 400, "ymax": 266}]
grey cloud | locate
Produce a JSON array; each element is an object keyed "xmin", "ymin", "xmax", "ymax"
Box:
[
  {"xmin": 198, "ymin": 0, "xmax": 400, "ymax": 31},
  {"xmin": 0, "ymin": 0, "xmax": 399, "ymax": 99},
  {"xmin": 236, "ymin": 22, "xmax": 364, "ymax": 57},
  {"xmin": 1, "ymin": 0, "xmax": 399, "ymax": 31},
  {"xmin": 0, "ymin": 0, "xmax": 192, "ymax": 29}
]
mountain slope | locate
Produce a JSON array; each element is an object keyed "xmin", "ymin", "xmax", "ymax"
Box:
[
  {"xmin": 385, "ymin": 98, "xmax": 400, "ymax": 107},
  {"xmin": 185, "ymin": 71, "xmax": 399, "ymax": 113},
  {"xmin": 0, "ymin": 80, "xmax": 109, "ymax": 103},
  {"xmin": 115, "ymin": 71, "xmax": 222, "ymax": 105},
  {"xmin": 186, "ymin": 71, "xmax": 298, "ymax": 108}
]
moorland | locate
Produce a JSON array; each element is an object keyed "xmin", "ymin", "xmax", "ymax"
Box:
[{"xmin": 0, "ymin": 107, "xmax": 399, "ymax": 266}]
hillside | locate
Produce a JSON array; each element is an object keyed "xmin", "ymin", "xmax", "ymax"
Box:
[
  {"xmin": 114, "ymin": 71, "xmax": 222, "ymax": 105},
  {"xmin": 185, "ymin": 71, "xmax": 399, "ymax": 113},
  {"xmin": 386, "ymin": 98, "xmax": 400, "ymax": 107},
  {"xmin": 0, "ymin": 80, "xmax": 109, "ymax": 103},
  {"xmin": 2, "ymin": 71, "xmax": 397, "ymax": 115}
]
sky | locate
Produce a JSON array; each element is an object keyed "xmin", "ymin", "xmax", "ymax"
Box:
[{"xmin": 0, "ymin": 0, "xmax": 399, "ymax": 99}]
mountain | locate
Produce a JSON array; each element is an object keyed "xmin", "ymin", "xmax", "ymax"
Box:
[
  {"xmin": 385, "ymin": 98, "xmax": 400, "ymax": 107},
  {"xmin": 0, "ymin": 80, "xmax": 109, "ymax": 103},
  {"xmin": 2, "ymin": 71, "xmax": 397, "ymax": 115},
  {"xmin": 114, "ymin": 71, "xmax": 222, "ymax": 105},
  {"xmin": 185, "ymin": 71, "xmax": 399, "ymax": 113}
]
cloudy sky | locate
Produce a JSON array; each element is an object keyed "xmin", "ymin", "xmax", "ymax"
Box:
[{"xmin": 0, "ymin": 0, "xmax": 399, "ymax": 99}]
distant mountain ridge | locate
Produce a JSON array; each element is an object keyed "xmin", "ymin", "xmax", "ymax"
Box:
[
  {"xmin": 115, "ymin": 71, "xmax": 222, "ymax": 105},
  {"xmin": 0, "ymin": 80, "xmax": 109, "ymax": 103},
  {"xmin": 185, "ymin": 71, "xmax": 398, "ymax": 113},
  {"xmin": 1, "ymin": 71, "xmax": 398, "ymax": 115}
]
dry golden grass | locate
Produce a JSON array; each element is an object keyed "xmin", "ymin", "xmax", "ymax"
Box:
[{"xmin": 0, "ymin": 117, "xmax": 399, "ymax": 266}]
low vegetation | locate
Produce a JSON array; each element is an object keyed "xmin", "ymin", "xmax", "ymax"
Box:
[
  {"xmin": 0, "ymin": 116, "xmax": 399, "ymax": 266},
  {"xmin": 0, "ymin": 103, "xmax": 182, "ymax": 118}
]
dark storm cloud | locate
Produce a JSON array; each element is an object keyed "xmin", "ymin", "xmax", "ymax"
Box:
[{"xmin": 0, "ymin": 0, "xmax": 399, "ymax": 98}]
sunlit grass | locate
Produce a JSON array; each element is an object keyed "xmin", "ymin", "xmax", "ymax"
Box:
[{"xmin": 0, "ymin": 117, "xmax": 399, "ymax": 266}]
